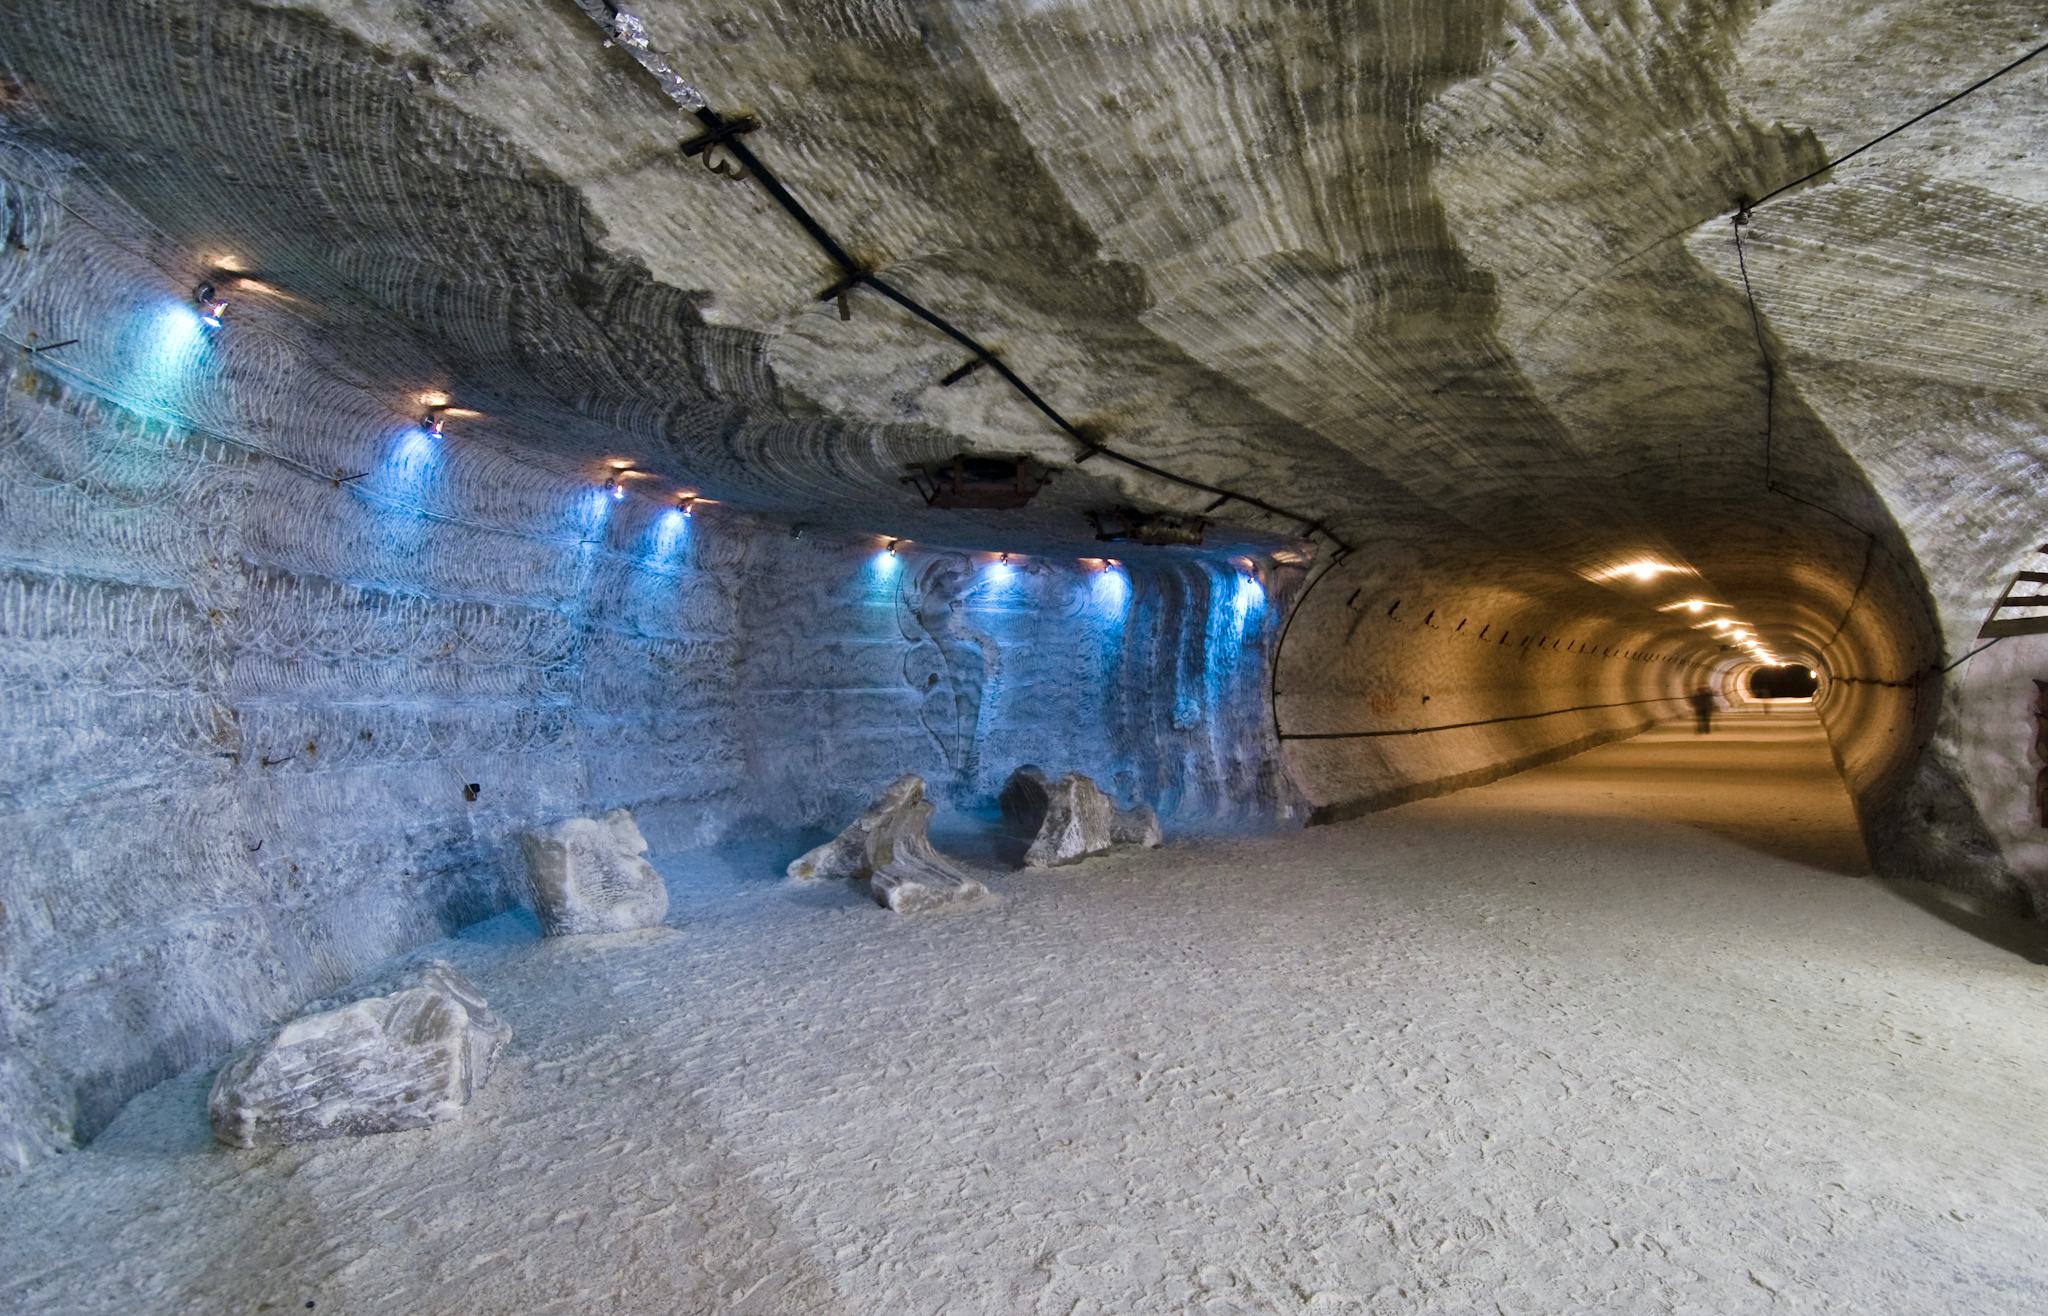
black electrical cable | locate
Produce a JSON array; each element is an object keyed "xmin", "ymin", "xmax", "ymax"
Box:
[
  {"xmin": 1730, "ymin": 215, "xmax": 1901, "ymax": 553},
  {"xmin": 683, "ymin": 102, "xmax": 1353, "ymax": 554},
  {"xmin": 1278, "ymin": 695, "xmax": 1687, "ymax": 741},
  {"xmin": 1518, "ymin": 36, "xmax": 2048, "ymax": 351},
  {"xmin": 1749, "ymin": 38, "xmax": 2048, "ymax": 212},
  {"xmin": 1818, "ymin": 536, "xmax": 1874, "ymax": 651},
  {"xmin": 1265, "ymin": 546, "xmax": 1354, "ymax": 741},
  {"xmin": 1729, "ymin": 214, "xmax": 1777, "ymax": 489},
  {"xmin": 1720, "ymin": 37, "xmax": 2048, "ymax": 684},
  {"xmin": 1940, "ymin": 635, "xmax": 2005, "ymax": 674}
]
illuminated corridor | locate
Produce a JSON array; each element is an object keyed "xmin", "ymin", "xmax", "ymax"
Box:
[{"xmin": 1, "ymin": 3, "xmax": 2043, "ymax": 1312}]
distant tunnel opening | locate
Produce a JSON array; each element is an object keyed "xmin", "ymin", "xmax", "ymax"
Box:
[{"xmin": 1748, "ymin": 665, "xmax": 1819, "ymax": 700}]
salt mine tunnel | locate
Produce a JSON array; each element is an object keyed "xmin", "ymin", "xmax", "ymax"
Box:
[{"xmin": 0, "ymin": 2, "xmax": 2044, "ymax": 1311}]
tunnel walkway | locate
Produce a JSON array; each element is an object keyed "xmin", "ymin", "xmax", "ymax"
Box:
[
  {"xmin": 1393, "ymin": 705, "xmax": 1874, "ymax": 877},
  {"xmin": 5, "ymin": 712, "xmax": 2047, "ymax": 1314}
]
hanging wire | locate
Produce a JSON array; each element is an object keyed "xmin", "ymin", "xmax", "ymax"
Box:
[
  {"xmin": 577, "ymin": 4, "xmax": 1350, "ymax": 554},
  {"xmin": 1516, "ymin": 36, "xmax": 2048, "ymax": 352},
  {"xmin": 1748, "ymin": 38, "xmax": 2048, "ymax": 213}
]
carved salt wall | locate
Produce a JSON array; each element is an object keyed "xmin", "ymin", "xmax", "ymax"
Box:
[
  {"xmin": 0, "ymin": 146, "xmax": 1287, "ymax": 1173},
  {"xmin": 738, "ymin": 539, "xmax": 1286, "ymax": 835}
]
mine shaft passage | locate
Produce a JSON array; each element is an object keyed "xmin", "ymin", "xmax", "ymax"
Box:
[
  {"xmin": 1, "ymin": 3, "xmax": 2045, "ymax": 1314},
  {"xmin": 1748, "ymin": 664, "xmax": 1821, "ymax": 699}
]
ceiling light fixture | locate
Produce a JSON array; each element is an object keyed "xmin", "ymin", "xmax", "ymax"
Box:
[
  {"xmin": 1586, "ymin": 559, "xmax": 1695, "ymax": 586},
  {"xmin": 193, "ymin": 282, "xmax": 226, "ymax": 328}
]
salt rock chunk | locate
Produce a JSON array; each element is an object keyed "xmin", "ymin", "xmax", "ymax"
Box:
[
  {"xmin": 208, "ymin": 961, "xmax": 508, "ymax": 1149},
  {"xmin": 1001, "ymin": 765, "xmax": 1164, "ymax": 867},
  {"xmin": 0, "ymin": 1048, "xmax": 72, "ymax": 1174},
  {"xmin": 518, "ymin": 807, "xmax": 669, "ymax": 936},
  {"xmin": 787, "ymin": 774, "xmax": 989, "ymax": 912}
]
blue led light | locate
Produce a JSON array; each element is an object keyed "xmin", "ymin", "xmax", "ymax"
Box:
[
  {"xmin": 133, "ymin": 301, "xmax": 208, "ymax": 410},
  {"xmin": 1092, "ymin": 561, "xmax": 1129, "ymax": 614},
  {"xmin": 578, "ymin": 485, "xmax": 617, "ymax": 541},
  {"xmin": 192, "ymin": 282, "xmax": 227, "ymax": 330},
  {"xmin": 154, "ymin": 302, "xmax": 205, "ymax": 344},
  {"xmin": 651, "ymin": 506, "xmax": 690, "ymax": 564},
  {"xmin": 875, "ymin": 544, "xmax": 902, "ymax": 576},
  {"xmin": 1233, "ymin": 569, "xmax": 1264, "ymax": 622},
  {"xmin": 385, "ymin": 425, "xmax": 442, "ymax": 491}
]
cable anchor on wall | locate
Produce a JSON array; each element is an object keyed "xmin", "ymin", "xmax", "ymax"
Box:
[
  {"xmin": 680, "ymin": 115, "xmax": 758, "ymax": 180},
  {"xmin": 938, "ymin": 356, "xmax": 987, "ymax": 387},
  {"xmin": 817, "ymin": 267, "xmax": 870, "ymax": 321}
]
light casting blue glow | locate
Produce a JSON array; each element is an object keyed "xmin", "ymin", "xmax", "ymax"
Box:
[
  {"xmin": 385, "ymin": 426, "xmax": 442, "ymax": 491},
  {"xmin": 129, "ymin": 302, "xmax": 208, "ymax": 409},
  {"xmin": 1092, "ymin": 563, "xmax": 1130, "ymax": 616},
  {"xmin": 371, "ymin": 425, "xmax": 446, "ymax": 563},
  {"xmin": 985, "ymin": 556, "xmax": 1016, "ymax": 583},
  {"xmin": 650, "ymin": 506, "xmax": 690, "ymax": 565},
  {"xmin": 1233, "ymin": 571, "xmax": 1265, "ymax": 624},
  {"xmin": 576, "ymin": 485, "xmax": 616, "ymax": 545},
  {"xmin": 1203, "ymin": 565, "xmax": 1268, "ymax": 703},
  {"xmin": 874, "ymin": 546, "xmax": 902, "ymax": 578}
]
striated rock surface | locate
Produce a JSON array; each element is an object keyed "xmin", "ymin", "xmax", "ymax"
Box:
[
  {"xmin": 208, "ymin": 962, "xmax": 508, "ymax": 1149},
  {"xmin": 519, "ymin": 809, "xmax": 670, "ymax": 937},
  {"xmin": 0, "ymin": 1048, "xmax": 72, "ymax": 1176},
  {"xmin": 788, "ymin": 775, "xmax": 989, "ymax": 912},
  {"xmin": 3, "ymin": 0, "xmax": 2043, "ymax": 1177},
  {"xmin": 1002, "ymin": 766, "xmax": 1164, "ymax": 868}
]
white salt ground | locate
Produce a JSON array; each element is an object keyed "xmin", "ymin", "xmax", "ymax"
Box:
[{"xmin": 4, "ymin": 709, "xmax": 2046, "ymax": 1315}]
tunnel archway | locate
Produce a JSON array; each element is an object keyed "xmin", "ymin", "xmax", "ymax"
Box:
[
  {"xmin": 1748, "ymin": 664, "xmax": 1820, "ymax": 700},
  {"xmin": 0, "ymin": 0, "xmax": 2039, "ymax": 1210}
]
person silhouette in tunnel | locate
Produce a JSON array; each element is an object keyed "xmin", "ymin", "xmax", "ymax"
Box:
[{"xmin": 1690, "ymin": 686, "xmax": 1717, "ymax": 735}]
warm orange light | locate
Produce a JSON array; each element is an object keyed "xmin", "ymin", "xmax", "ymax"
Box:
[{"xmin": 1586, "ymin": 558, "xmax": 1695, "ymax": 586}]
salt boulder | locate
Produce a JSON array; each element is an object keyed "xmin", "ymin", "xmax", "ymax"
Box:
[
  {"xmin": 0, "ymin": 1048, "xmax": 71, "ymax": 1175},
  {"xmin": 518, "ymin": 807, "xmax": 669, "ymax": 936},
  {"xmin": 1001, "ymin": 766, "xmax": 1163, "ymax": 867},
  {"xmin": 208, "ymin": 961, "xmax": 508, "ymax": 1149},
  {"xmin": 787, "ymin": 774, "xmax": 989, "ymax": 912}
]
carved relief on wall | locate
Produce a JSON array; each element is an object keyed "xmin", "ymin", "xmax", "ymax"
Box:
[{"xmin": 894, "ymin": 555, "xmax": 997, "ymax": 792}]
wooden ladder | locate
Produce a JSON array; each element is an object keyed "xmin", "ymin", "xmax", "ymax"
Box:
[{"xmin": 1980, "ymin": 544, "xmax": 2048, "ymax": 639}]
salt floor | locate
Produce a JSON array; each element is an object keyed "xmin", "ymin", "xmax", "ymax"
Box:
[{"xmin": 4, "ymin": 710, "xmax": 2045, "ymax": 1314}]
